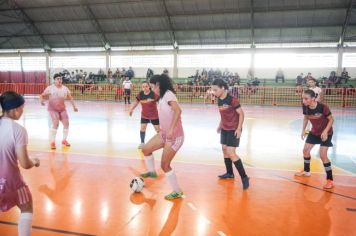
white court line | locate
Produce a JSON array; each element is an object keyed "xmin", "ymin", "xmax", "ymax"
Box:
[
  {"xmin": 217, "ymin": 231, "xmax": 227, "ymax": 236},
  {"xmin": 187, "ymin": 202, "xmax": 197, "ymax": 211}
]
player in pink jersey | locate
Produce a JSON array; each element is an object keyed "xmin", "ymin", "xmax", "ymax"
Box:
[
  {"xmin": 40, "ymin": 74, "xmax": 78, "ymax": 150},
  {"xmin": 140, "ymin": 74, "xmax": 184, "ymax": 200},
  {"xmin": 0, "ymin": 91, "xmax": 40, "ymax": 236}
]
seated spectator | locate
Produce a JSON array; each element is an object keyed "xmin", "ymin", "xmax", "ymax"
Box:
[
  {"xmin": 341, "ymin": 68, "xmax": 350, "ymax": 84},
  {"xmin": 326, "ymin": 71, "xmax": 340, "ymax": 88},
  {"xmin": 126, "ymin": 67, "xmax": 134, "ymax": 80},
  {"xmin": 234, "ymin": 73, "xmax": 241, "ymax": 85},
  {"xmin": 163, "ymin": 68, "xmax": 169, "ymax": 76},
  {"xmin": 295, "ymin": 73, "xmax": 303, "ymax": 86},
  {"xmin": 275, "ymin": 68, "xmax": 285, "ymax": 83},
  {"xmin": 146, "ymin": 68, "xmax": 154, "ymax": 81},
  {"xmin": 303, "ymin": 72, "xmax": 314, "ymax": 84},
  {"xmin": 98, "ymin": 68, "xmax": 105, "ymax": 75}
]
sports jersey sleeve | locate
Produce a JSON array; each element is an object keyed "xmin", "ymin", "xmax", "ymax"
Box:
[
  {"xmin": 323, "ymin": 104, "xmax": 331, "ymax": 117},
  {"xmin": 14, "ymin": 125, "xmax": 28, "ymax": 148},
  {"xmin": 136, "ymin": 92, "xmax": 141, "ymax": 101},
  {"xmin": 231, "ymin": 97, "xmax": 241, "ymax": 109},
  {"xmin": 165, "ymin": 91, "xmax": 178, "ymax": 103},
  {"xmin": 43, "ymin": 86, "xmax": 51, "ymax": 95}
]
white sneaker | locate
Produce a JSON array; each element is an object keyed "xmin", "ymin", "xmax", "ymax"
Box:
[{"xmin": 295, "ymin": 170, "xmax": 311, "ymax": 177}]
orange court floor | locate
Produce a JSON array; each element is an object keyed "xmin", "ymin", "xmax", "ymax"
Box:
[{"xmin": 0, "ymin": 99, "xmax": 355, "ymax": 236}]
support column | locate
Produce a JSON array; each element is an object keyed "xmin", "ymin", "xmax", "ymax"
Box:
[
  {"xmin": 173, "ymin": 49, "xmax": 178, "ymax": 79},
  {"xmin": 45, "ymin": 53, "xmax": 50, "ymax": 84},
  {"xmin": 105, "ymin": 50, "xmax": 110, "ymax": 74},
  {"xmin": 337, "ymin": 45, "xmax": 343, "ymax": 76},
  {"xmin": 250, "ymin": 45, "xmax": 256, "ymax": 79}
]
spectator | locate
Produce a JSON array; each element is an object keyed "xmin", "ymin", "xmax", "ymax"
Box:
[
  {"xmin": 341, "ymin": 68, "xmax": 350, "ymax": 84},
  {"xmin": 98, "ymin": 68, "xmax": 104, "ymax": 75},
  {"xmin": 275, "ymin": 68, "xmax": 285, "ymax": 83},
  {"xmin": 296, "ymin": 73, "xmax": 303, "ymax": 86},
  {"xmin": 163, "ymin": 68, "xmax": 169, "ymax": 76},
  {"xmin": 304, "ymin": 72, "xmax": 314, "ymax": 84},
  {"xmin": 235, "ymin": 73, "xmax": 241, "ymax": 85},
  {"xmin": 146, "ymin": 68, "xmax": 154, "ymax": 81},
  {"xmin": 127, "ymin": 67, "xmax": 135, "ymax": 80}
]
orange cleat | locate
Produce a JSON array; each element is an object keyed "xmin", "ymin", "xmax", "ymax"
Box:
[
  {"xmin": 50, "ymin": 142, "xmax": 56, "ymax": 150},
  {"xmin": 62, "ymin": 140, "xmax": 71, "ymax": 147},
  {"xmin": 323, "ymin": 180, "xmax": 334, "ymax": 189}
]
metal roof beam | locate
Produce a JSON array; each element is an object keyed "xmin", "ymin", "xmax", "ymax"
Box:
[
  {"xmin": 339, "ymin": 0, "xmax": 355, "ymax": 46},
  {"xmin": 81, "ymin": 4, "xmax": 111, "ymax": 50},
  {"xmin": 5, "ymin": 0, "xmax": 50, "ymax": 50}
]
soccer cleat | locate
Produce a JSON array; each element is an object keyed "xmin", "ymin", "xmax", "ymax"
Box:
[
  {"xmin": 165, "ymin": 191, "xmax": 184, "ymax": 200},
  {"xmin": 242, "ymin": 176, "xmax": 250, "ymax": 190},
  {"xmin": 294, "ymin": 170, "xmax": 311, "ymax": 177},
  {"xmin": 138, "ymin": 143, "xmax": 144, "ymax": 149},
  {"xmin": 62, "ymin": 140, "xmax": 71, "ymax": 147},
  {"xmin": 218, "ymin": 173, "xmax": 235, "ymax": 179},
  {"xmin": 50, "ymin": 142, "xmax": 56, "ymax": 150},
  {"xmin": 140, "ymin": 171, "xmax": 158, "ymax": 178},
  {"xmin": 323, "ymin": 180, "xmax": 334, "ymax": 189}
]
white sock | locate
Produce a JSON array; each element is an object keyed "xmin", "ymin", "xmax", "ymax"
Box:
[
  {"xmin": 63, "ymin": 129, "xmax": 69, "ymax": 141},
  {"xmin": 18, "ymin": 212, "xmax": 32, "ymax": 236},
  {"xmin": 50, "ymin": 128, "xmax": 57, "ymax": 143},
  {"xmin": 144, "ymin": 155, "xmax": 155, "ymax": 172},
  {"xmin": 165, "ymin": 170, "xmax": 181, "ymax": 192}
]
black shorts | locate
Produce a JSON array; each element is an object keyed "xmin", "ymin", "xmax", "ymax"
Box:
[
  {"xmin": 124, "ymin": 89, "xmax": 131, "ymax": 96},
  {"xmin": 220, "ymin": 129, "xmax": 240, "ymax": 147},
  {"xmin": 141, "ymin": 118, "xmax": 159, "ymax": 125},
  {"xmin": 306, "ymin": 133, "xmax": 333, "ymax": 147}
]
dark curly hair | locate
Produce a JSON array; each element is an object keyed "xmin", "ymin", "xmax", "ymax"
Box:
[{"xmin": 157, "ymin": 74, "xmax": 176, "ymax": 98}]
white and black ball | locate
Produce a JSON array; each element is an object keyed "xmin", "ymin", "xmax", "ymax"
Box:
[{"xmin": 130, "ymin": 177, "xmax": 145, "ymax": 193}]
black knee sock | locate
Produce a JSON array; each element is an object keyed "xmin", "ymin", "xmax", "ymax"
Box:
[
  {"xmin": 128, "ymin": 97, "xmax": 131, "ymax": 103},
  {"xmin": 233, "ymin": 159, "xmax": 247, "ymax": 179},
  {"xmin": 124, "ymin": 97, "xmax": 127, "ymax": 103},
  {"xmin": 224, "ymin": 158, "xmax": 233, "ymax": 175},
  {"xmin": 323, "ymin": 162, "xmax": 333, "ymax": 180},
  {"xmin": 140, "ymin": 131, "xmax": 146, "ymax": 144},
  {"xmin": 304, "ymin": 156, "xmax": 311, "ymax": 172}
]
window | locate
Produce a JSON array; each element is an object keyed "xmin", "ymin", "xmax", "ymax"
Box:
[
  {"xmin": 0, "ymin": 57, "xmax": 21, "ymax": 71},
  {"xmin": 177, "ymin": 54, "xmax": 250, "ymax": 68},
  {"xmin": 111, "ymin": 55, "xmax": 173, "ymax": 68},
  {"xmin": 342, "ymin": 53, "xmax": 356, "ymax": 67},
  {"xmin": 50, "ymin": 56, "xmax": 106, "ymax": 68},
  {"xmin": 22, "ymin": 57, "xmax": 46, "ymax": 71},
  {"xmin": 255, "ymin": 53, "xmax": 337, "ymax": 68}
]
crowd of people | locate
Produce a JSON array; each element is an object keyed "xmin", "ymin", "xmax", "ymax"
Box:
[{"xmin": 189, "ymin": 68, "xmax": 241, "ymax": 86}]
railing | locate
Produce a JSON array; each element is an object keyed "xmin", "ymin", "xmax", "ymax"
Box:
[{"xmin": 1, "ymin": 83, "xmax": 355, "ymax": 108}]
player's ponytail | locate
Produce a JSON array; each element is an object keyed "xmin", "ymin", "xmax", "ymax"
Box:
[{"xmin": 212, "ymin": 78, "xmax": 228, "ymax": 90}]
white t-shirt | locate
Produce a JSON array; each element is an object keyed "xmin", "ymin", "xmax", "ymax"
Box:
[
  {"xmin": 43, "ymin": 85, "xmax": 70, "ymax": 111},
  {"xmin": 311, "ymin": 87, "xmax": 322, "ymax": 102},
  {"xmin": 123, "ymin": 80, "xmax": 132, "ymax": 89},
  {"xmin": 0, "ymin": 117, "xmax": 28, "ymax": 192}
]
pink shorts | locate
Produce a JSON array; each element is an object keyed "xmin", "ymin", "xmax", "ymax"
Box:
[
  {"xmin": 49, "ymin": 110, "xmax": 69, "ymax": 122},
  {"xmin": 0, "ymin": 185, "xmax": 32, "ymax": 212},
  {"xmin": 160, "ymin": 133, "xmax": 184, "ymax": 152}
]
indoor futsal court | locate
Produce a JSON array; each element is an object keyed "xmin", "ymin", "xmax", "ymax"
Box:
[{"xmin": 0, "ymin": 1, "xmax": 356, "ymax": 236}]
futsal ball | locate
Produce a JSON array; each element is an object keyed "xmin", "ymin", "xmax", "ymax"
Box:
[{"xmin": 130, "ymin": 177, "xmax": 144, "ymax": 193}]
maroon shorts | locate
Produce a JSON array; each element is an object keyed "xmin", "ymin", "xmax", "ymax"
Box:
[{"xmin": 0, "ymin": 185, "xmax": 32, "ymax": 212}]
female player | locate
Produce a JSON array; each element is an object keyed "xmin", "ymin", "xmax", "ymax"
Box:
[
  {"xmin": 211, "ymin": 78, "xmax": 249, "ymax": 190},
  {"xmin": 0, "ymin": 91, "xmax": 40, "ymax": 236},
  {"xmin": 40, "ymin": 74, "xmax": 78, "ymax": 150},
  {"xmin": 140, "ymin": 74, "xmax": 185, "ymax": 200},
  {"xmin": 295, "ymin": 89, "xmax": 334, "ymax": 189},
  {"xmin": 129, "ymin": 80, "xmax": 160, "ymax": 149}
]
